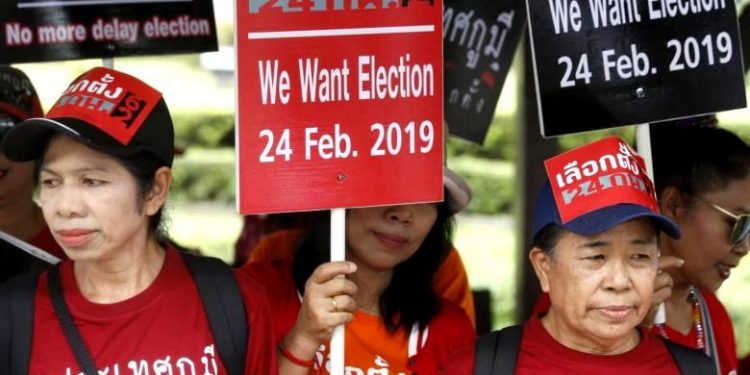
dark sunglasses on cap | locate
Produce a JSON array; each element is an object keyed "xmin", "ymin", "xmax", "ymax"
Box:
[{"xmin": 702, "ymin": 200, "xmax": 750, "ymax": 246}]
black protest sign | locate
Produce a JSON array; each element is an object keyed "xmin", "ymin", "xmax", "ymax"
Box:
[
  {"xmin": 444, "ymin": 0, "xmax": 526, "ymax": 144},
  {"xmin": 527, "ymin": 0, "xmax": 746, "ymax": 137},
  {"xmin": 0, "ymin": 0, "xmax": 217, "ymax": 64}
]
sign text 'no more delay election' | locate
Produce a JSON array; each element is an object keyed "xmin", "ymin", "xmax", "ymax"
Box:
[
  {"xmin": 0, "ymin": 0, "xmax": 217, "ymax": 63},
  {"xmin": 236, "ymin": 0, "xmax": 443, "ymax": 214},
  {"xmin": 526, "ymin": 0, "xmax": 746, "ymax": 137}
]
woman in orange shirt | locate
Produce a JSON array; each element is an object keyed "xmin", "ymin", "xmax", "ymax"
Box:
[{"xmin": 242, "ymin": 170, "xmax": 476, "ymax": 374}]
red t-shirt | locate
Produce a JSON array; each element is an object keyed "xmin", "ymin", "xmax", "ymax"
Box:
[
  {"xmin": 29, "ymin": 247, "xmax": 278, "ymax": 374},
  {"xmin": 516, "ymin": 314, "xmax": 681, "ymax": 374},
  {"xmin": 242, "ymin": 259, "xmax": 475, "ymax": 374},
  {"xmin": 534, "ymin": 290, "xmax": 737, "ymax": 375},
  {"xmin": 649, "ymin": 290, "xmax": 738, "ymax": 375}
]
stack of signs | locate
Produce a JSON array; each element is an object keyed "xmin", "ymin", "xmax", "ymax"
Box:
[
  {"xmin": 526, "ymin": 0, "xmax": 746, "ymax": 137},
  {"xmin": 236, "ymin": 0, "xmax": 444, "ymax": 214},
  {"xmin": 443, "ymin": 0, "xmax": 526, "ymax": 144},
  {"xmin": 0, "ymin": 0, "xmax": 217, "ymax": 64}
]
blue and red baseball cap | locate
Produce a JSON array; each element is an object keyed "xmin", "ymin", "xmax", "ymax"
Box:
[
  {"xmin": 1, "ymin": 67, "xmax": 174, "ymax": 167},
  {"xmin": 532, "ymin": 137, "xmax": 680, "ymax": 240}
]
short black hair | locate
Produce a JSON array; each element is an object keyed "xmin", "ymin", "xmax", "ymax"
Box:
[
  {"xmin": 532, "ymin": 224, "xmax": 564, "ymax": 256},
  {"xmin": 112, "ymin": 151, "xmax": 167, "ymax": 237},
  {"xmin": 652, "ymin": 126, "xmax": 750, "ymax": 198}
]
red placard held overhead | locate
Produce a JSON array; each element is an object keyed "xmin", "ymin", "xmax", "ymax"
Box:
[{"xmin": 236, "ymin": 0, "xmax": 443, "ymax": 214}]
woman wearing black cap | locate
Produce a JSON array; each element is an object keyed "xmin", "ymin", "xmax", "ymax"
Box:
[{"xmin": 0, "ymin": 67, "xmax": 277, "ymax": 374}]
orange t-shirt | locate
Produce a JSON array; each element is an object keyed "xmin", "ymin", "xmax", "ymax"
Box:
[
  {"xmin": 245, "ymin": 228, "xmax": 476, "ymax": 327},
  {"xmin": 313, "ymin": 310, "xmax": 410, "ymax": 373},
  {"xmin": 241, "ymin": 259, "xmax": 476, "ymax": 374}
]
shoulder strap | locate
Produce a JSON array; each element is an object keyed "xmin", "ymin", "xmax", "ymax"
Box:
[
  {"xmin": 661, "ymin": 337, "xmax": 716, "ymax": 375},
  {"xmin": 0, "ymin": 274, "xmax": 39, "ymax": 375},
  {"xmin": 474, "ymin": 324, "xmax": 524, "ymax": 375},
  {"xmin": 0, "ymin": 273, "xmax": 40, "ymax": 375},
  {"xmin": 694, "ymin": 290, "xmax": 721, "ymax": 374},
  {"xmin": 48, "ymin": 265, "xmax": 99, "ymax": 375},
  {"xmin": 181, "ymin": 252, "xmax": 248, "ymax": 375}
]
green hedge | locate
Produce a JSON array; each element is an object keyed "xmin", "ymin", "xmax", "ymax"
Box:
[
  {"xmin": 446, "ymin": 115, "xmax": 516, "ymax": 160},
  {"xmin": 171, "ymin": 148, "xmax": 236, "ymax": 204},
  {"xmin": 448, "ymin": 156, "xmax": 514, "ymax": 214},
  {"xmin": 172, "ymin": 112, "xmax": 235, "ymax": 149}
]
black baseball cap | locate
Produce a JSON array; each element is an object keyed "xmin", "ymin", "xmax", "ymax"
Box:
[
  {"xmin": 1, "ymin": 67, "xmax": 174, "ymax": 167},
  {"xmin": 0, "ymin": 67, "xmax": 43, "ymax": 152}
]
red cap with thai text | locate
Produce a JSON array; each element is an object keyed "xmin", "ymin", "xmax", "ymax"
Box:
[
  {"xmin": 532, "ymin": 137, "xmax": 680, "ymax": 239},
  {"xmin": 1, "ymin": 67, "xmax": 174, "ymax": 167}
]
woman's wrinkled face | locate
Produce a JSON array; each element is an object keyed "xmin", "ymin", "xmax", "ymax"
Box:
[
  {"xmin": 345, "ymin": 204, "xmax": 437, "ymax": 272},
  {"xmin": 532, "ymin": 218, "xmax": 659, "ymax": 352},
  {"xmin": 665, "ymin": 176, "xmax": 750, "ymax": 291},
  {"xmin": 39, "ymin": 135, "xmax": 151, "ymax": 262}
]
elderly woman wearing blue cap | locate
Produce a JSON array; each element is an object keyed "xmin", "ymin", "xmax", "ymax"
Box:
[
  {"xmin": 471, "ymin": 137, "xmax": 713, "ymax": 375},
  {"xmin": 0, "ymin": 67, "xmax": 277, "ymax": 375}
]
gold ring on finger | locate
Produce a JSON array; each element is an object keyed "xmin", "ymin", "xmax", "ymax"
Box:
[{"xmin": 330, "ymin": 297, "xmax": 338, "ymax": 312}]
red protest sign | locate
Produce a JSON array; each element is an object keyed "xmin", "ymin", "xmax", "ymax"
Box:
[
  {"xmin": 544, "ymin": 137, "xmax": 659, "ymax": 223},
  {"xmin": 236, "ymin": 0, "xmax": 443, "ymax": 214}
]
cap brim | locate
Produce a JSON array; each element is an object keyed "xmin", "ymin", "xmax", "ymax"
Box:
[
  {"xmin": 2, "ymin": 117, "xmax": 149, "ymax": 162},
  {"xmin": 564, "ymin": 203, "xmax": 682, "ymax": 239}
]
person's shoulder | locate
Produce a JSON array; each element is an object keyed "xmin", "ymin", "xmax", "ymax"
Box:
[
  {"xmin": 417, "ymin": 299, "xmax": 476, "ymax": 374},
  {"xmin": 438, "ymin": 297, "xmax": 469, "ymax": 316},
  {"xmin": 239, "ymin": 259, "xmax": 293, "ymax": 282},
  {"xmin": 433, "ymin": 298, "xmax": 474, "ymax": 335},
  {"xmin": 236, "ymin": 260, "xmax": 297, "ymax": 303},
  {"xmin": 699, "ymin": 289, "xmax": 720, "ymax": 302},
  {"xmin": 438, "ymin": 343, "xmax": 475, "ymax": 375},
  {"xmin": 699, "ymin": 289, "xmax": 725, "ymax": 309},
  {"xmin": 246, "ymin": 229, "xmax": 305, "ymax": 264},
  {"xmin": 697, "ymin": 289, "xmax": 732, "ymax": 320}
]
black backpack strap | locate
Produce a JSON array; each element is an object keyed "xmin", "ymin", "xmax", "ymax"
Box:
[
  {"xmin": 474, "ymin": 324, "xmax": 524, "ymax": 375},
  {"xmin": 48, "ymin": 265, "xmax": 99, "ymax": 375},
  {"xmin": 661, "ymin": 337, "xmax": 717, "ymax": 375},
  {"xmin": 0, "ymin": 273, "xmax": 40, "ymax": 375},
  {"xmin": 181, "ymin": 252, "xmax": 248, "ymax": 375}
]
